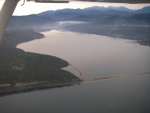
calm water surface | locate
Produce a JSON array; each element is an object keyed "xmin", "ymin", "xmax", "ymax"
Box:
[
  {"xmin": 0, "ymin": 30, "xmax": 150, "ymax": 113},
  {"xmin": 18, "ymin": 30, "xmax": 150, "ymax": 78}
]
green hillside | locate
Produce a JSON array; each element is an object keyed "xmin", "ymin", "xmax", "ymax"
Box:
[{"xmin": 0, "ymin": 28, "xmax": 81, "ymax": 92}]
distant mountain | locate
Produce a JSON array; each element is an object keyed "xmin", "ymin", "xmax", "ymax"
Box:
[
  {"xmin": 37, "ymin": 6, "xmax": 150, "ymax": 25},
  {"xmin": 7, "ymin": 6, "xmax": 150, "ymax": 46},
  {"xmin": 84, "ymin": 6, "xmax": 134, "ymax": 12},
  {"xmin": 39, "ymin": 6, "xmax": 134, "ymax": 17},
  {"xmin": 107, "ymin": 6, "xmax": 134, "ymax": 12},
  {"xmin": 38, "ymin": 6, "xmax": 134, "ymax": 22},
  {"xmin": 8, "ymin": 6, "xmax": 150, "ymax": 29},
  {"xmin": 135, "ymin": 6, "xmax": 150, "ymax": 14},
  {"xmin": 37, "ymin": 6, "xmax": 150, "ymax": 47},
  {"xmin": 38, "ymin": 9, "xmax": 83, "ymax": 20}
]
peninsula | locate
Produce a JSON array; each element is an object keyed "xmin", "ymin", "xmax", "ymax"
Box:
[{"xmin": 0, "ymin": 28, "xmax": 81, "ymax": 96}]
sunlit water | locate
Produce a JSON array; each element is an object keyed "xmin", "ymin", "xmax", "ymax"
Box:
[
  {"xmin": 0, "ymin": 30, "xmax": 150, "ymax": 113},
  {"xmin": 18, "ymin": 30, "xmax": 150, "ymax": 78}
]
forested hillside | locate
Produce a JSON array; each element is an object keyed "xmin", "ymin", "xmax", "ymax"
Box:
[{"xmin": 0, "ymin": 28, "xmax": 81, "ymax": 93}]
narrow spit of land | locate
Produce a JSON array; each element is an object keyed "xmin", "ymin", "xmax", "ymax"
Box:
[
  {"xmin": 68, "ymin": 63, "xmax": 150, "ymax": 84},
  {"xmin": 83, "ymin": 72, "xmax": 150, "ymax": 83},
  {"xmin": 69, "ymin": 64, "xmax": 84, "ymax": 80}
]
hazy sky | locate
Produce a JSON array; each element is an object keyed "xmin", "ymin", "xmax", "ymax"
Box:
[{"xmin": 0, "ymin": 1, "xmax": 150, "ymax": 15}]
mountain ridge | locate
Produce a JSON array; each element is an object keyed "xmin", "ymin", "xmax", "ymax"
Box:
[{"xmin": 7, "ymin": 6, "xmax": 150, "ymax": 46}]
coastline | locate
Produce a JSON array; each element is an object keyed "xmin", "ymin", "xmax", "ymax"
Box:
[
  {"xmin": 0, "ymin": 82, "xmax": 80, "ymax": 97},
  {"xmin": 0, "ymin": 28, "xmax": 81, "ymax": 97}
]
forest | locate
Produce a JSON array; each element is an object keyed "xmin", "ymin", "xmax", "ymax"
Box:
[{"xmin": 0, "ymin": 28, "xmax": 81, "ymax": 92}]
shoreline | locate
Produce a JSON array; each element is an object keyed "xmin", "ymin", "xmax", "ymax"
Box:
[
  {"xmin": 0, "ymin": 82, "xmax": 80, "ymax": 97},
  {"xmin": 0, "ymin": 28, "xmax": 82, "ymax": 97}
]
